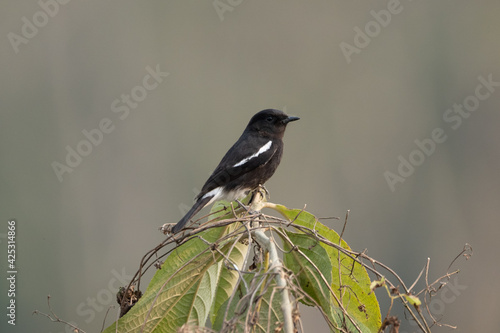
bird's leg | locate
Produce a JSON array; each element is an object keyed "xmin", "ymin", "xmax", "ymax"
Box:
[
  {"xmin": 246, "ymin": 187, "xmax": 268, "ymax": 229},
  {"xmin": 239, "ymin": 191, "xmax": 263, "ymax": 216},
  {"xmin": 258, "ymin": 184, "xmax": 270, "ymax": 200},
  {"xmin": 247, "ymin": 186, "xmax": 268, "ymax": 214}
]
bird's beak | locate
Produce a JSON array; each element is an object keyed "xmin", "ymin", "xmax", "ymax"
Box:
[{"xmin": 282, "ymin": 116, "xmax": 300, "ymax": 124}]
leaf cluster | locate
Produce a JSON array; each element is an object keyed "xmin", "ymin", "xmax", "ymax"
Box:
[{"xmin": 103, "ymin": 201, "xmax": 381, "ymax": 333}]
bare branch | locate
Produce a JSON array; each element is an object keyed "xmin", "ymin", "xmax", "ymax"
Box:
[{"xmin": 33, "ymin": 295, "xmax": 86, "ymax": 333}]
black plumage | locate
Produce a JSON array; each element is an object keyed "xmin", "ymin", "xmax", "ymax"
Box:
[{"xmin": 172, "ymin": 109, "xmax": 299, "ymax": 233}]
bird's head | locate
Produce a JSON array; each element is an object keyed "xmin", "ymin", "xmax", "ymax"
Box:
[{"xmin": 246, "ymin": 109, "xmax": 300, "ymax": 138}]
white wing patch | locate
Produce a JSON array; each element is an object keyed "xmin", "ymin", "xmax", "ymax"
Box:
[{"xmin": 233, "ymin": 140, "xmax": 272, "ymax": 168}]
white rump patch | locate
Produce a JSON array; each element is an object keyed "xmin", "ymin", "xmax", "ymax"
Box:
[
  {"xmin": 233, "ymin": 141, "xmax": 272, "ymax": 167},
  {"xmin": 201, "ymin": 187, "xmax": 223, "ymax": 205}
]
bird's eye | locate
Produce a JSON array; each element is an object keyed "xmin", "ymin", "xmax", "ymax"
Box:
[{"xmin": 266, "ymin": 116, "xmax": 274, "ymax": 122}]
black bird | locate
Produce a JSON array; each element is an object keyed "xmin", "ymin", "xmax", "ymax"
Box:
[{"xmin": 172, "ymin": 109, "xmax": 299, "ymax": 233}]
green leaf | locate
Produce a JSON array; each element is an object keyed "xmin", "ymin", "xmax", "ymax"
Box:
[
  {"xmin": 271, "ymin": 205, "xmax": 382, "ymax": 332},
  {"xmin": 370, "ymin": 277, "xmax": 386, "ymax": 292},
  {"xmin": 282, "ymin": 232, "xmax": 346, "ymax": 332},
  {"xmin": 103, "ymin": 202, "xmax": 248, "ymax": 333},
  {"xmin": 282, "ymin": 232, "xmax": 333, "ymax": 309},
  {"xmin": 405, "ymin": 294, "xmax": 421, "ymax": 309},
  {"xmin": 213, "ymin": 274, "xmax": 284, "ymax": 332},
  {"xmin": 209, "ymin": 238, "xmax": 248, "ymax": 325}
]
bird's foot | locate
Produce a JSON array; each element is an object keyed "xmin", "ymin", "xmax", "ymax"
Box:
[
  {"xmin": 245, "ymin": 185, "xmax": 268, "ymax": 213},
  {"xmin": 258, "ymin": 184, "xmax": 270, "ymax": 199}
]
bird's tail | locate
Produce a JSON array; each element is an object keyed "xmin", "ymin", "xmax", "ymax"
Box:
[{"xmin": 172, "ymin": 196, "xmax": 212, "ymax": 233}]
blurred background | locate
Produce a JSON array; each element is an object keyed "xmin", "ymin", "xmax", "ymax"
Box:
[{"xmin": 1, "ymin": 1, "xmax": 499, "ymax": 332}]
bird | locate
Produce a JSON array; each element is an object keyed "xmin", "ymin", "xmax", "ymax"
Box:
[{"xmin": 171, "ymin": 109, "xmax": 299, "ymax": 233}]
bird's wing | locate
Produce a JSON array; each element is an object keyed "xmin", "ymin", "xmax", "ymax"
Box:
[{"xmin": 197, "ymin": 137, "xmax": 279, "ymax": 198}]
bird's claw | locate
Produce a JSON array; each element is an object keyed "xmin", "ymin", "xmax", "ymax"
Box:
[{"xmin": 257, "ymin": 184, "xmax": 270, "ymax": 199}]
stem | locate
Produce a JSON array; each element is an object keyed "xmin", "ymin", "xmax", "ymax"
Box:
[
  {"xmin": 250, "ymin": 188, "xmax": 294, "ymax": 333},
  {"xmin": 252, "ymin": 229, "xmax": 293, "ymax": 333}
]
